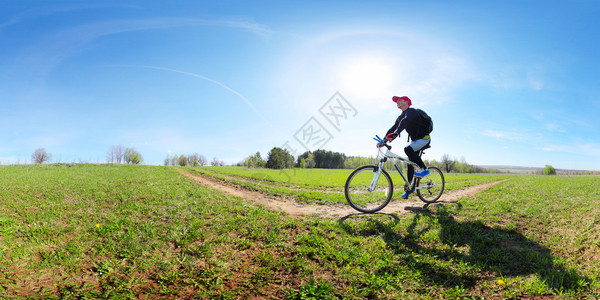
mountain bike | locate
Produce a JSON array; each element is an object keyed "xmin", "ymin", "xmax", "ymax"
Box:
[{"xmin": 344, "ymin": 135, "xmax": 445, "ymax": 213}]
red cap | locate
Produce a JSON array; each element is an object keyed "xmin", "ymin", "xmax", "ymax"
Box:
[{"xmin": 392, "ymin": 96, "xmax": 412, "ymax": 106}]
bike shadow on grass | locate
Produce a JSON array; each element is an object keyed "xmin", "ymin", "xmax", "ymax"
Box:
[{"xmin": 338, "ymin": 204, "xmax": 592, "ymax": 295}]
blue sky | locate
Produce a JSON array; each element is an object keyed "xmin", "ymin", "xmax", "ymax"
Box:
[{"xmin": 1, "ymin": 1, "xmax": 599, "ymax": 170}]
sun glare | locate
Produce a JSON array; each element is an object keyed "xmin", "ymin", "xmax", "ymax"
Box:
[{"xmin": 338, "ymin": 56, "xmax": 395, "ymax": 99}]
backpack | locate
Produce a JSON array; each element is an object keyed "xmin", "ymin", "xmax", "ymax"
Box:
[{"xmin": 416, "ymin": 108, "xmax": 433, "ymax": 135}]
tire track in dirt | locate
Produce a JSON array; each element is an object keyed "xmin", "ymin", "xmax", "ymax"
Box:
[{"xmin": 178, "ymin": 169, "xmax": 510, "ymax": 218}]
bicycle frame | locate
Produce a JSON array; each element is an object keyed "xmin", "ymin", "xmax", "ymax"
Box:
[{"xmin": 373, "ymin": 143, "xmax": 433, "ymax": 194}]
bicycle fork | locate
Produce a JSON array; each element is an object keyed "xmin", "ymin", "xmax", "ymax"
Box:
[{"xmin": 368, "ymin": 161, "xmax": 385, "ymax": 192}]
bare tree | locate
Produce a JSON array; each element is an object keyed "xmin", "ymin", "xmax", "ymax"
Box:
[
  {"xmin": 32, "ymin": 148, "xmax": 51, "ymax": 164},
  {"xmin": 186, "ymin": 153, "xmax": 198, "ymax": 167},
  {"xmin": 211, "ymin": 157, "xmax": 224, "ymax": 166},
  {"xmin": 114, "ymin": 145, "xmax": 124, "ymax": 164},
  {"xmin": 198, "ymin": 154, "xmax": 207, "ymax": 166},
  {"xmin": 186, "ymin": 153, "xmax": 207, "ymax": 167},
  {"xmin": 441, "ymin": 154, "xmax": 456, "ymax": 173},
  {"xmin": 107, "ymin": 145, "xmax": 125, "ymax": 164},
  {"xmin": 106, "ymin": 148, "xmax": 115, "ymax": 164}
]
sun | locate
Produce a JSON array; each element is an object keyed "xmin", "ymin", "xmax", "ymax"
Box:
[{"xmin": 337, "ymin": 56, "xmax": 395, "ymax": 99}]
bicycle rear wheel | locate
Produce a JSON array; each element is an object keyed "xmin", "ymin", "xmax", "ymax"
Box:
[
  {"xmin": 344, "ymin": 165, "xmax": 393, "ymax": 213},
  {"xmin": 416, "ymin": 166, "xmax": 445, "ymax": 203}
]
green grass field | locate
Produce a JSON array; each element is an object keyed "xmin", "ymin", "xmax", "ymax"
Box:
[
  {"xmin": 202, "ymin": 166, "xmax": 510, "ymax": 189},
  {"xmin": 0, "ymin": 164, "xmax": 599, "ymax": 299},
  {"xmin": 196, "ymin": 166, "xmax": 511, "ymax": 205}
]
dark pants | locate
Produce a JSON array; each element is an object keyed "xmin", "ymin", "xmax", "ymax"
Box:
[{"xmin": 404, "ymin": 139, "xmax": 429, "ymax": 184}]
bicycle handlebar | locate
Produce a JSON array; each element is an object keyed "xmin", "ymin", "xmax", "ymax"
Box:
[{"xmin": 374, "ymin": 135, "xmax": 391, "ymax": 150}]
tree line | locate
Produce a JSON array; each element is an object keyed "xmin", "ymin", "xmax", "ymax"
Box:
[
  {"xmin": 163, "ymin": 153, "xmax": 224, "ymax": 167},
  {"xmin": 238, "ymin": 147, "xmax": 502, "ymax": 174},
  {"xmin": 238, "ymin": 148, "xmax": 347, "ymax": 170},
  {"xmin": 238, "ymin": 148, "xmax": 294, "ymax": 169},
  {"xmin": 12, "ymin": 146, "xmax": 225, "ymax": 166},
  {"xmin": 426, "ymin": 155, "xmax": 499, "ymax": 174},
  {"xmin": 23, "ymin": 146, "xmax": 144, "ymax": 165},
  {"xmin": 106, "ymin": 145, "xmax": 143, "ymax": 164}
]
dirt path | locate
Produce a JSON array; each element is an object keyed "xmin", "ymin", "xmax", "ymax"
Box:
[{"xmin": 178, "ymin": 169, "xmax": 509, "ymax": 218}]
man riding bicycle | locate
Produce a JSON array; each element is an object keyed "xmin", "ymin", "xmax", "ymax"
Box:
[{"xmin": 380, "ymin": 96, "xmax": 431, "ymax": 199}]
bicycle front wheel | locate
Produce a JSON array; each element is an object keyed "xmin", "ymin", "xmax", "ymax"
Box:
[
  {"xmin": 416, "ymin": 166, "xmax": 445, "ymax": 203},
  {"xmin": 344, "ymin": 165, "xmax": 393, "ymax": 213}
]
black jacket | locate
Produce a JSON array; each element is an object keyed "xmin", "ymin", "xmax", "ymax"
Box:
[{"xmin": 385, "ymin": 107, "xmax": 427, "ymax": 141}]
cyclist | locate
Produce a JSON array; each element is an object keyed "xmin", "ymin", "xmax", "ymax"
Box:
[{"xmin": 380, "ymin": 96, "xmax": 431, "ymax": 199}]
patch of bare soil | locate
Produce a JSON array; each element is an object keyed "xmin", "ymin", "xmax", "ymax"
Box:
[{"xmin": 178, "ymin": 170, "xmax": 509, "ymax": 218}]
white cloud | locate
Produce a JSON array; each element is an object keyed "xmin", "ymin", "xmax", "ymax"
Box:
[
  {"xmin": 545, "ymin": 123, "xmax": 567, "ymax": 133},
  {"xmin": 527, "ymin": 75, "xmax": 544, "ymax": 91}
]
